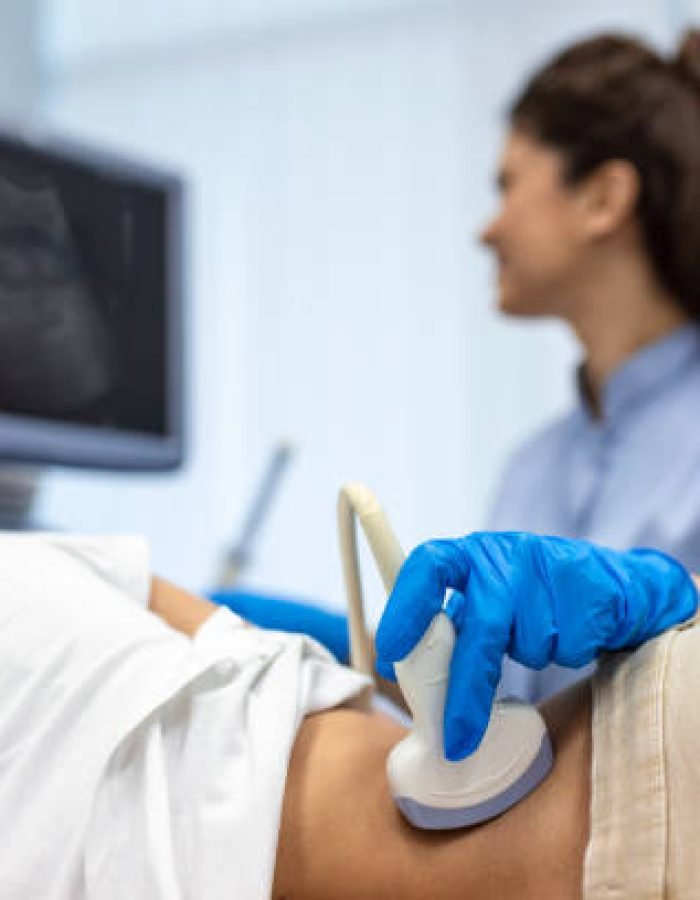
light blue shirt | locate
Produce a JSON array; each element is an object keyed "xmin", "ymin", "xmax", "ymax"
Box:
[{"xmin": 488, "ymin": 323, "xmax": 700, "ymax": 700}]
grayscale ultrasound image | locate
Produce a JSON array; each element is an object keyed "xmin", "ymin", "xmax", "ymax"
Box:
[
  {"xmin": 0, "ymin": 175, "xmax": 116, "ymax": 417},
  {"xmin": 0, "ymin": 138, "xmax": 170, "ymax": 437}
]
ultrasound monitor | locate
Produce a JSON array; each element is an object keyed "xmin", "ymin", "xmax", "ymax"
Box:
[{"xmin": 0, "ymin": 129, "xmax": 184, "ymax": 472}]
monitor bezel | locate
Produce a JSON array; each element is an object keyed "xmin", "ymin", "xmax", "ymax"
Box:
[{"xmin": 0, "ymin": 129, "xmax": 185, "ymax": 472}]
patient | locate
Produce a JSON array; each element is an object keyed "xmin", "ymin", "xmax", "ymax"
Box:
[
  {"xmin": 151, "ymin": 577, "xmax": 591, "ymax": 900},
  {"xmin": 0, "ymin": 535, "xmax": 693, "ymax": 898},
  {"xmin": 156, "ymin": 568, "xmax": 700, "ymax": 898}
]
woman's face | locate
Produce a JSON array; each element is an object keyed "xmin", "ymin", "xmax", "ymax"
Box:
[{"xmin": 480, "ymin": 129, "xmax": 591, "ymax": 318}]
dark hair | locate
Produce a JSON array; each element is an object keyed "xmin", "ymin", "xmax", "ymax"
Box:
[{"xmin": 509, "ymin": 30, "xmax": 700, "ymax": 319}]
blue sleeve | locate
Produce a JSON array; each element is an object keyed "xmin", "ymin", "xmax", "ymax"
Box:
[{"xmin": 206, "ymin": 588, "xmax": 350, "ymax": 664}]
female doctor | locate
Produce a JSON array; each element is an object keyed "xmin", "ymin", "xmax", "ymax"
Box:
[
  {"xmin": 215, "ymin": 28, "xmax": 700, "ymax": 721},
  {"xmin": 468, "ymin": 28, "xmax": 700, "ymax": 702},
  {"xmin": 377, "ymin": 27, "xmax": 700, "ymax": 756}
]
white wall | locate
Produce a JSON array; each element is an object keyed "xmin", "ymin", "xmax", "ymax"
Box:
[
  {"xmin": 0, "ymin": 0, "xmax": 41, "ymax": 124},
  {"xmin": 36, "ymin": 0, "xmax": 682, "ymax": 621},
  {"xmin": 42, "ymin": 0, "xmax": 460, "ymax": 64}
]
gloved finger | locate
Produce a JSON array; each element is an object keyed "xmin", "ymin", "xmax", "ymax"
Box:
[
  {"xmin": 443, "ymin": 585, "xmax": 511, "ymax": 760},
  {"xmin": 509, "ymin": 612, "xmax": 558, "ymax": 670},
  {"xmin": 375, "ymin": 657, "xmax": 397, "ymax": 682},
  {"xmin": 548, "ymin": 540, "xmax": 618, "ymax": 665},
  {"xmin": 503, "ymin": 535, "xmax": 556, "ymax": 668},
  {"xmin": 483, "ymin": 532, "xmax": 576, "ymax": 669},
  {"xmin": 444, "ymin": 589, "xmax": 466, "ymax": 626},
  {"xmin": 375, "ymin": 540, "xmax": 470, "ymax": 665}
]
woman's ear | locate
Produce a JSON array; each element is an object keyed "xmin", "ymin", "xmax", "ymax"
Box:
[{"xmin": 580, "ymin": 159, "xmax": 640, "ymax": 239}]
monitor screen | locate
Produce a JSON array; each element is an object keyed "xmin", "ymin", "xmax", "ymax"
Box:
[{"xmin": 0, "ymin": 130, "xmax": 184, "ymax": 470}]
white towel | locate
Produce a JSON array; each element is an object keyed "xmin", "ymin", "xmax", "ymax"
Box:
[{"xmin": 583, "ymin": 610, "xmax": 700, "ymax": 898}]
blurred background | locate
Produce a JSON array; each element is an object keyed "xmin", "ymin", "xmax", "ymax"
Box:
[{"xmin": 2, "ymin": 0, "xmax": 694, "ymax": 619}]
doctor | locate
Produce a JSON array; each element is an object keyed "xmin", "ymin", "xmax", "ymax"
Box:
[
  {"xmin": 475, "ymin": 28, "xmax": 700, "ymax": 701},
  {"xmin": 215, "ymin": 28, "xmax": 700, "ymax": 702},
  {"xmin": 376, "ymin": 27, "xmax": 700, "ymax": 756}
]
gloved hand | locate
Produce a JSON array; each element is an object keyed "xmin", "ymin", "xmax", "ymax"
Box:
[
  {"xmin": 207, "ymin": 589, "xmax": 350, "ymax": 663},
  {"xmin": 375, "ymin": 532, "xmax": 698, "ymax": 761}
]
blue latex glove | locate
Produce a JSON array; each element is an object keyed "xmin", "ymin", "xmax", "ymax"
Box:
[
  {"xmin": 375, "ymin": 532, "xmax": 698, "ymax": 761},
  {"xmin": 207, "ymin": 588, "xmax": 350, "ymax": 664}
]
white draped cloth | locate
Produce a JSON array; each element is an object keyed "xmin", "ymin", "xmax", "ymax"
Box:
[{"xmin": 0, "ymin": 535, "xmax": 369, "ymax": 899}]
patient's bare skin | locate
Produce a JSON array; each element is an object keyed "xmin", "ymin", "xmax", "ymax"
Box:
[
  {"xmin": 146, "ymin": 578, "xmax": 591, "ymax": 897},
  {"xmin": 273, "ymin": 681, "xmax": 591, "ymax": 899}
]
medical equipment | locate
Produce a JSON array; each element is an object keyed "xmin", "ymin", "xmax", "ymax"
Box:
[
  {"xmin": 216, "ymin": 441, "xmax": 294, "ymax": 587},
  {"xmin": 0, "ymin": 128, "xmax": 184, "ymax": 527},
  {"xmin": 338, "ymin": 483, "xmax": 553, "ymax": 830},
  {"xmin": 0, "ymin": 128, "xmax": 184, "ymax": 476}
]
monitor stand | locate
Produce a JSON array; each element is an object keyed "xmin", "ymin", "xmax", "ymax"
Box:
[{"xmin": 0, "ymin": 465, "xmax": 42, "ymax": 530}]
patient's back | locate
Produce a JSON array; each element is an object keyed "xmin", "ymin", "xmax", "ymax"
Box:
[{"xmin": 273, "ymin": 681, "xmax": 591, "ymax": 899}]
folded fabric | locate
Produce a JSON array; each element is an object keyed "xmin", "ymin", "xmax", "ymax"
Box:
[
  {"xmin": 208, "ymin": 588, "xmax": 350, "ymax": 663},
  {"xmin": 0, "ymin": 535, "xmax": 368, "ymax": 900},
  {"xmin": 584, "ymin": 609, "xmax": 700, "ymax": 897}
]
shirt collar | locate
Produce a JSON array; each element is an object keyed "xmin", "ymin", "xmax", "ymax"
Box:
[{"xmin": 576, "ymin": 323, "xmax": 700, "ymax": 422}]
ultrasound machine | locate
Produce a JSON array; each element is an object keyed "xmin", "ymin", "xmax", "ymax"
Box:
[{"xmin": 0, "ymin": 129, "xmax": 184, "ymax": 527}]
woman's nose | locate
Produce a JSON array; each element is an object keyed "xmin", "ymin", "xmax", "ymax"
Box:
[{"xmin": 479, "ymin": 217, "xmax": 498, "ymax": 248}]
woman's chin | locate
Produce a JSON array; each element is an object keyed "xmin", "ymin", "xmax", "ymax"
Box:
[
  {"xmin": 497, "ymin": 291, "xmax": 537, "ymax": 317},
  {"xmin": 497, "ymin": 286, "xmax": 554, "ymax": 318}
]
